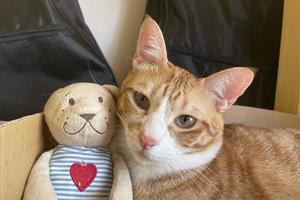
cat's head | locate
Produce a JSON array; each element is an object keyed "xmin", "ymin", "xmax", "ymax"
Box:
[{"xmin": 118, "ymin": 18, "xmax": 254, "ymax": 168}]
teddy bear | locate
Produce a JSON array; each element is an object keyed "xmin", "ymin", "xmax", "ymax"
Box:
[{"xmin": 23, "ymin": 83, "xmax": 132, "ymax": 200}]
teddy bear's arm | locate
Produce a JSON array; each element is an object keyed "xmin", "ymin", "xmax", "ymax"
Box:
[
  {"xmin": 23, "ymin": 149, "xmax": 56, "ymax": 200},
  {"xmin": 110, "ymin": 153, "xmax": 133, "ymax": 200}
]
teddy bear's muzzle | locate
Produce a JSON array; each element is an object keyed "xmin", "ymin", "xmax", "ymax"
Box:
[{"xmin": 80, "ymin": 113, "xmax": 96, "ymax": 121}]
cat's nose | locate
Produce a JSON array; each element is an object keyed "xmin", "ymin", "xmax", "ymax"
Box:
[
  {"xmin": 139, "ymin": 134, "xmax": 159, "ymax": 150},
  {"xmin": 80, "ymin": 113, "xmax": 96, "ymax": 121}
]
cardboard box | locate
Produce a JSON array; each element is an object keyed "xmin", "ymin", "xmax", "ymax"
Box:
[
  {"xmin": 1, "ymin": 106, "xmax": 300, "ymax": 200},
  {"xmin": 0, "ymin": 113, "xmax": 55, "ymax": 200}
]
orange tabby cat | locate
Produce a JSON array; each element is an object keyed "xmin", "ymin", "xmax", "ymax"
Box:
[{"xmin": 116, "ymin": 18, "xmax": 300, "ymax": 200}]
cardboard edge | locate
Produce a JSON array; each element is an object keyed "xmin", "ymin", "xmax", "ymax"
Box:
[
  {"xmin": 0, "ymin": 112, "xmax": 53, "ymax": 200},
  {"xmin": 225, "ymin": 105, "xmax": 300, "ymax": 128},
  {"xmin": 0, "ymin": 113, "xmax": 43, "ymax": 129}
]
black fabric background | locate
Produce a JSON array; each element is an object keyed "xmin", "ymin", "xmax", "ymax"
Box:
[
  {"xmin": 0, "ymin": 0, "xmax": 116, "ymax": 120},
  {"xmin": 146, "ymin": 0, "xmax": 283, "ymax": 109}
]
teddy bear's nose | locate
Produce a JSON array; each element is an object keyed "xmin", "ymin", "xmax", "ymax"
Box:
[{"xmin": 80, "ymin": 114, "xmax": 96, "ymax": 121}]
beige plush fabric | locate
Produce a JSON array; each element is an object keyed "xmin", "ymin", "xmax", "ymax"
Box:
[
  {"xmin": 23, "ymin": 83, "xmax": 132, "ymax": 200},
  {"xmin": 23, "ymin": 150, "xmax": 56, "ymax": 200},
  {"xmin": 110, "ymin": 154, "xmax": 133, "ymax": 200}
]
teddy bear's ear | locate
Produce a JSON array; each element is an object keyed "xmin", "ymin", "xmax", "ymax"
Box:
[
  {"xmin": 103, "ymin": 85, "xmax": 119, "ymax": 101},
  {"xmin": 44, "ymin": 89, "xmax": 63, "ymax": 122}
]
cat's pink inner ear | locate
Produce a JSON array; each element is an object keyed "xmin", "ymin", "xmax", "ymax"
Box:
[
  {"xmin": 134, "ymin": 17, "xmax": 167, "ymax": 66},
  {"xmin": 203, "ymin": 67, "xmax": 255, "ymax": 112}
]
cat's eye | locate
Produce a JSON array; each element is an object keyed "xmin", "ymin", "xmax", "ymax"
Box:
[
  {"xmin": 133, "ymin": 92, "xmax": 150, "ymax": 110},
  {"xmin": 174, "ymin": 115, "xmax": 197, "ymax": 129},
  {"xmin": 69, "ymin": 98, "xmax": 75, "ymax": 106}
]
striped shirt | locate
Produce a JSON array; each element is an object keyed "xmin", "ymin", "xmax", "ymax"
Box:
[{"xmin": 49, "ymin": 145, "xmax": 113, "ymax": 200}]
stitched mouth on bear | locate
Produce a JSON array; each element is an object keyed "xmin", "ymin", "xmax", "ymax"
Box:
[{"xmin": 63, "ymin": 121, "xmax": 108, "ymax": 135}]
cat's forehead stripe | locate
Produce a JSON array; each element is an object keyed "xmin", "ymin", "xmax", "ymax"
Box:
[
  {"xmin": 166, "ymin": 70, "xmax": 195, "ymax": 104},
  {"xmin": 161, "ymin": 85, "xmax": 169, "ymax": 97},
  {"xmin": 169, "ymin": 91, "xmax": 181, "ymax": 103}
]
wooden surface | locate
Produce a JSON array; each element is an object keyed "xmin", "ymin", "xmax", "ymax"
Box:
[{"xmin": 275, "ymin": 0, "xmax": 300, "ymax": 116}]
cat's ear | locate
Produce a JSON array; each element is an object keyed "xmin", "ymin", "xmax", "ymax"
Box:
[
  {"xmin": 203, "ymin": 67, "xmax": 255, "ymax": 112},
  {"xmin": 133, "ymin": 17, "xmax": 168, "ymax": 67}
]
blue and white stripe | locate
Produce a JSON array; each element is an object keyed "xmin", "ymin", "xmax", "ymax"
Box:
[{"xmin": 49, "ymin": 145, "xmax": 113, "ymax": 200}]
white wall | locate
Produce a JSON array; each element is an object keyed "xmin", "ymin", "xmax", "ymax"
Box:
[{"xmin": 78, "ymin": 0, "xmax": 147, "ymax": 82}]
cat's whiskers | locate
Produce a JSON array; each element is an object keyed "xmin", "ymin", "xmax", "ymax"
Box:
[
  {"xmin": 201, "ymin": 166, "xmax": 224, "ymax": 186},
  {"xmin": 167, "ymin": 160, "xmax": 204, "ymax": 200},
  {"xmin": 186, "ymin": 168, "xmax": 223, "ymax": 200},
  {"xmin": 199, "ymin": 65, "xmax": 209, "ymax": 79},
  {"xmin": 191, "ymin": 167, "xmax": 227, "ymax": 200},
  {"xmin": 87, "ymin": 63, "xmax": 98, "ymax": 84},
  {"xmin": 182, "ymin": 167, "xmax": 209, "ymax": 200},
  {"xmin": 201, "ymin": 166, "xmax": 234, "ymax": 196},
  {"xmin": 112, "ymin": 104, "xmax": 126, "ymax": 125}
]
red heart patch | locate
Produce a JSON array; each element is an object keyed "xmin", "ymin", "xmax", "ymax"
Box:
[{"xmin": 70, "ymin": 163, "xmax": 97, "ymax": 192}]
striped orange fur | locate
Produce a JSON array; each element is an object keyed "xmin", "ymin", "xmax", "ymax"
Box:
[{"xmin": 115, "ymin": 17, "xmax": 300, "ymax": 200}]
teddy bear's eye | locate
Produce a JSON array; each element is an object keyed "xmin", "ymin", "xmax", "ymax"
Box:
[
  {"xmin": 98, "ymin": 96, "xmax": 103, "ymax": 103},
  {"xmin": 69, "ymin": 98, "xmax": 75, "ymax": 105}
]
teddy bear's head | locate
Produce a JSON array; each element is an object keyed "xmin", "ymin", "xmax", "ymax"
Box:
[{"xmin": 44, "ymin": 83, "xmax": 118, "ymax": 147}]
